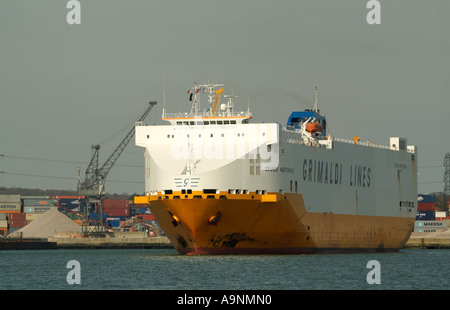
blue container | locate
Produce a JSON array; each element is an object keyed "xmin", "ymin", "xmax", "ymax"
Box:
[
  {"xmin": 108, "ymin": 219, "xmax": 120, "ymax": 227},
  {"xmin": 58, "ymin": 198, "xmax": 85, "ymax": 211},
  {"xmin": 89, "ymin": 213, "xmax": 107, "ymax": 220},
  {"xmin": 133, "ymin": 207, "xmax": 147, "ymax": 215},
  {"xmin": 417, "ymin": 195, "xmax": 434, "ymax": 203},
  {"xmin": 416, "ymin": 210, "xmax": 435, "ymax": 221}
]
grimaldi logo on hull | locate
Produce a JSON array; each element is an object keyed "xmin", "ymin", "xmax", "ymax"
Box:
[
  {"xmin": 169, "ymin": 123, "xmax": 279, "ymax": 169},
  {"xmin": 302, "ymin": 159, "xmax": 372, "ymax": 188}
]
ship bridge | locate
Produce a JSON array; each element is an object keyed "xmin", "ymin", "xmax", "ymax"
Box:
[{"xmin": 162, "ymin": 82, "xmax": 252, "ymax": 126}]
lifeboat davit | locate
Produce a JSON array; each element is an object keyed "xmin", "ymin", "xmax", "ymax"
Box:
[{"xmin": 306, "ymin": 122, "xmax": 322, "ymax": 133}]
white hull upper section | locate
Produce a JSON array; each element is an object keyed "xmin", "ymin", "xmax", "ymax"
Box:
[{"xmin": 135, "ymin": 122, "xmax": 418, "ymax": 219}]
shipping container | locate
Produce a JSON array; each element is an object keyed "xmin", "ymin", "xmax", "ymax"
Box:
[
  {"xmin": 416, "ymin": 211, "xmax": 435, "ymax": 221},
  {"xmin": 58, "ymin": 206, "xmax": 83, "ymax": 213},
  {"xmin": 0, "ymin": 195, "xmax": 21, "ymax": 203},
  {"xmin": 24, "ymin": 206, "xmax": 56, "ymax": 213},
  {"xmin": 133, "ymin": 203, "xmax": 149, "ymax": 209},
  {"xmin": 415, "ymin": 220, "xmax": 447, "ymax": 228},
  {"xmin": 435, "ymin": 211, "xmax": 447, "ymax": 218},
  {"xmin": 57, "ymin": 198, "xmax": 85, "ymax": 209},
  {"xmin": 89, "ymin": 212, "xmax": 107, "ymax": 220},
  {"xmin": 417, "ymin": 202, "xmax": 435, "ymax": 211},
  {"xmin": 414, "ymin": 228, "xmax": 439, "ymax": 233},
  {"xmin": 22, "ymin": 198, "xmax": 57, "ymax": 206},
  {"xmin": 132, "ymin": 207, "xmax": 149, "ymax": 215},
  {"xmin": 139, "ymin": 214, "xmax": 155, "ymax": 221},
  {"xmin": 0, "ymin": 219, "xmax": 8, "ymax": 228},
  {"xmin": 0, "ymin": 210, "xmax": 21, "ymax": 214},
  {"xmin": 69, "ymin": 213, "xmax": 83, "ymax": 220},
  {"xmin": 417, "ymin": 194, "xmax": 435, "ymax": 203},
  {"xmin": 102, "ymin": 199, "xmax": 130, "ymax": 208},
  {"xmin": 106, "ymin": 216, "xmax": 126, "ymax": 221},
  {"xmin": 0, "ymin": 202, "xmax": 21, "ymax": 212},
  {"xmin": 103, "ymin": 208, "xmax": 129, "ymax": 217},
  {"xmin": 53, "ymin": 195, "xmax": 85, "ymax": 200},
  {"xmin": 108, "ymin": 219, "xmax": 121, "ymax": 227},
  {"xmin": 8, "ymin": 213, "xmax": 26, "ymax": 220},
  {"xmin": 22, "ymin": 196, "xmax": 50, "ymax": 199},
  {"xmin": 25, "ymin": 213, "xmax": 42, "ymax": 221},
  {"xmin": 8, "ymin": 219, "xmax": 27, "ymax": 228},
  {"xmin": 0, "ymin": 227, "xmax": 7, "ymax": 236}
]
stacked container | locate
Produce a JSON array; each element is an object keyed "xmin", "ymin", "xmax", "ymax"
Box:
[
  {"xmin": 0, "ymin": 213, "xmax": 7, "ymax": 236},
  {"xmin": 414, "ymin": 220, "xmax": 448, "ymax": 233},
  {"xmin": 0, "ymin": 195, "xmax": 23, "ymax": 234},
  {"xmin": 132, "ymin": 203, "xmax": 150, "ymax": 216},
  {"xmin": 54, "ymin": 196, "xmax": 85, "ymax": 221},
  {"xmin": 22, "ymin": 196, "xmax": 57, "ymax": 223},
  {"xmin": 0, "ymin": 195, "xmax": 22, "ymax": 214},
  {"xmin": 417, "ymin": 194, "xmax": 436, "ymax": 211},
  {"xmin": 8, "ymin": 213, "xmax": 27, "ymax": 229},
  {"xmin": 55, "ymin": 196, "xmax": 85, "ymax": 213},
  {"xmin": 107, "ymin": 218, "xmax": 121, "ymax": 227},
  {"xmin": 102, "ymin": 199, "xmax": 130, "ymax": 218}
]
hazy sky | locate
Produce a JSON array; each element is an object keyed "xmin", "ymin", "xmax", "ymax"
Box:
[{"xmin": 1, "ymin": 0, "xmax": 449, "ymax": 195}]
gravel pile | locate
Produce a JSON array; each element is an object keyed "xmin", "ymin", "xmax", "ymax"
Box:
[{"xmin": 9, "ymin": 208, "xmax": 81, "ymax": 239}]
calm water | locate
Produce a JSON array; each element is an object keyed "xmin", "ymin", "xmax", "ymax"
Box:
[{"xmin": 0, "ymin": 248, "xmax": 449, "ymax": 290}]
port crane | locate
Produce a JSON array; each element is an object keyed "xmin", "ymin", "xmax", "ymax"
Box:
[{"xmin": 77, "ymin": 101, "xmax": 157, "ymax": 236}]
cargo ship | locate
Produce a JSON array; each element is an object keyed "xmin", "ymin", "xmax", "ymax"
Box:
[{"xmin": 134, "ymin": 81, "xmax": 418, "ymax": 254}]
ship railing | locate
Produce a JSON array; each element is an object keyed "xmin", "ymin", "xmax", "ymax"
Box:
[
  {"xmin": 331, "ymin": 137, "xmax": 391, "ymax": 150},
  {"xmin": 162, "ymin": 111, "xmax": 252, "ymax": 119},
  {"xmin": 281, "ymin": 128, "xmax": 330, "ymax": 149},
  {"xmin": 281, "ymin": 127, "xmax": 391, "ymax": 150}
]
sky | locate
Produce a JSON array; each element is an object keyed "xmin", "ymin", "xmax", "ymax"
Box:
[{"xmin": 1, "ymin": 0, "xmax": 449, "ymax": 195}]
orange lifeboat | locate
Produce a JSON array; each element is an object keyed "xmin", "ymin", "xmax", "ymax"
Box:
[{"xmin": 306, "ymin": 122, "xmax": 322, "ymax": 133}]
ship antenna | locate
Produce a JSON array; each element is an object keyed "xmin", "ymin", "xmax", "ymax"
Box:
[
  {"xmin": 162, "ymin": 73, "xmax": 166, "ymax": 118},
  {"xmin": 313, "ymin": 86, "xmax": 318, "ymax": 113}
]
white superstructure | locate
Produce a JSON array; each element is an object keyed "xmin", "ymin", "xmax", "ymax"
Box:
[{"xmin": 136, "ymin": 82, "xmax": 418, "ymax": 219}]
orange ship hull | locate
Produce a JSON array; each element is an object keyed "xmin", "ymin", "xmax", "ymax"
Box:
[{"xmin": 135, "ymin": 192, "xmax": 415, "ymax": 255}]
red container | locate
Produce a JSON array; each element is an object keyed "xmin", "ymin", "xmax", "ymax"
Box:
[
  {"xmin": 140, "ymin": 214, "xmax": 155, "ymax": 221},
  {"xmin": 133, "ymin": 203, "xmax": 148, "ymax": 208},
  {"xmin": 8, "ymin": 213, "xmax": 26, "ymax": 220},
  {"xmin": 418, "ymin": 202, "xmax": 436, "ymax": 211},
  {"xmin": 102, "ymin": 199, "xmax": 130, "ymax": 208},
  {"xmin": 8, "ymin": 219, "xmax": 27, "ymax": 228},
  {"xmin": 102, "ymin": 207, "xmax": 129, "ymax": 217},
  {"xmin": 53, "ymin": 196, "xmax": 85, "ymax": 199}
]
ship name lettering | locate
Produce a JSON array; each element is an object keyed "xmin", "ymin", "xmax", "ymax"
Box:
[
  {"xmin": 280, "ymin": 167, "xmax": 294, "ymax": 173},
  {"xmin": 394, "ymin": 163, "xmax": 407, "ymax": 169},
  {"xmin": 264, "ymin": 167, "xmax": 294, "ymax": 173},
  {"xmin": 302, "ymin": 159, "xmax": 343, "ymax": 185},
  {"xmin": 349, "ymin": 165, "xmax": 371, "ymax": 188}
]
